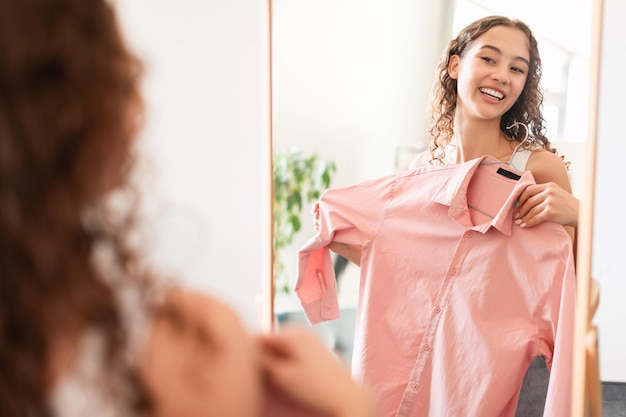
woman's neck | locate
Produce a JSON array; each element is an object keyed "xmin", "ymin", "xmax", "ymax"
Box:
[{"xmin": 452, "ymin": 118, "xmax": 512, "ymax": 163}]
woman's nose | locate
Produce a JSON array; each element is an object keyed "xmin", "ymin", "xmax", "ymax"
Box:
[{"xmin": 491, "ymin": 65, "xmax": 510, "ymax": 84}]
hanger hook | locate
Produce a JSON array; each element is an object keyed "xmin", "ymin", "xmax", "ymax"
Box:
[
  {"xmin": 506, "ymin": 121, "xmax": 530, "ymax": 143},
  {"xmin": 504, "ymin": 121, "xmax": 534, "ymax": 166},
  {"xmin": 506, "ymin": 121, "xmax": 534, "ymax": 156}
]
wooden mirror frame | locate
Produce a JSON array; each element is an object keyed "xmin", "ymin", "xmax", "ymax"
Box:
[
  {"xmin": 261, "ymin": 0, "xmax": 607, "ymax": 414},
  {"xmin": 261, "ymin": 0, "xmax": 275, "ymax": 333},
  {"xmin": 572, "ymin": 0, "xmax": 604, "ymax": 415}
]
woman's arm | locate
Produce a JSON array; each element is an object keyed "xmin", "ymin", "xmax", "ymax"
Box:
[{"xmin": 312, "ymin": 201, "xmax": 362, "ymax": 266}]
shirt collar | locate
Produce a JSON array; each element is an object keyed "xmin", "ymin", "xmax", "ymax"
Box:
[{"xmin": 431, "ymin": 155, "xmax": 536, "ymax": 236}]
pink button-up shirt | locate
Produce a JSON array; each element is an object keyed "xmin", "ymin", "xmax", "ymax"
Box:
[{"xmin": 295, "ymin": 156, "xmax": 575, "ymax": 417}]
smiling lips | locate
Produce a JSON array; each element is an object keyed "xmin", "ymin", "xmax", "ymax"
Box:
[{"xmin": 479, "ymin": 87, "xmax": 504, "ymax": 100}]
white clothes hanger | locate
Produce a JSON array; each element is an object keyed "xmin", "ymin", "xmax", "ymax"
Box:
[
  {"xmin": 480, "ymin": 121, "xmax": 534, "ymax": 181},
  {"xmin": 468, "ymin": 122, "xmax": 533, "ymax": 219}
]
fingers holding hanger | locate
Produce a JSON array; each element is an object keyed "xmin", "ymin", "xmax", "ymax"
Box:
[{"xmin": 514, "ymin": 182, "xmax": 579, "ymax": 228}]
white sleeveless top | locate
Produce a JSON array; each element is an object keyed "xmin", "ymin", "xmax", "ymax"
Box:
[
  {"xmin": 409, "ymin": 143, "xmax": 534, "ymax": 172},
  {"xmin": 49, "ymin": 285, "xmax": 153, "ymax": 417}
]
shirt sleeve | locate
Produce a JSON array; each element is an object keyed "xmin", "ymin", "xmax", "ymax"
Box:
[
  {"xmin": 294, "ymin": 175, "xmax": 395, "ymax": 324},
  {"xmin": 538, "ymin": 234, "xmax": 576, "ymax": 417}
]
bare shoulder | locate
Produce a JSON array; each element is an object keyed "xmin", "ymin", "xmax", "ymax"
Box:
[
  {"xmin": 526, "ymin": 149, "xmax": 572, "ymax": 191},
  {"xmin": 138, "ymin": 288, "xmax": 260, "ymax": 417}
]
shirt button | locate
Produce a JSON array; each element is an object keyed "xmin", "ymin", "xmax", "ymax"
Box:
[
  {"xmin": 449, "ymin": 268, "xmax": 456, "ymax": 275},
  {"xmin": 410, "ymin": 382, "xmax": 417, "ymax": 389},
  {"xmin": 434, "ymin": 306, "xmax": 442, "ymax": 314},
  {"xmin": 466, "ymin": 231, "xmax": 473, "ymax": 238},
  {"xmin": 423, "ymin": 344, "xmax": 430, "ymax": 351},
  {"xmin": 323, "ymin": 305, "xmax": 330, "ymax": 311}
]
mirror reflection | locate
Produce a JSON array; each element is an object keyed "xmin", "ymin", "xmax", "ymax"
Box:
[{"xmin": 271, "ymin": 0, "xmax": 610, "ymax": 415}]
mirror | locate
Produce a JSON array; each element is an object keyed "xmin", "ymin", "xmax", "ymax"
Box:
[{"xmin": 266, "ymin": 0, "xmax": 607, "ymax": 415}]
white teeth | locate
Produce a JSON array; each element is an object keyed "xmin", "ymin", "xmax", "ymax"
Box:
[{"xmin": 480, "ymin": 87, "xmax": 503, "ymax": 100}]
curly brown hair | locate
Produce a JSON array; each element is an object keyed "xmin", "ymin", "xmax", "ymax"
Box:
[
  {"xmin": 0, "ymin": 0, "xmax": 152, "ymax": 415},
  {"xmin": 428, "ymin": 15, "xmax": 558, "ymax": 163}
]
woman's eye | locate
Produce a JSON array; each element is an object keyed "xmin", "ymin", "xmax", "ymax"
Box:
[
  {"xmin": 511, "ymin": 67, "xmax": 526, "ymax": 74},
  {"xmin": 481, "ymin": 56, "xmax": 495, "ymax": 63}
]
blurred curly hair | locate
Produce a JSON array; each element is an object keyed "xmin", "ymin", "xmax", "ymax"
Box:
[{"xmin": 0, "ymin": 0, "xmax": 152, "ymax": 415}]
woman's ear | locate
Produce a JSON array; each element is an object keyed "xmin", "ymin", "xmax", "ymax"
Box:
[{"xmin": 447, "ymin": 55, "xmax": 460, "ymax": 79}]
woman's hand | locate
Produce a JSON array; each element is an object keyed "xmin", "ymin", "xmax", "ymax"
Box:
[
  {"xmin": 514, "ymin": 182, "xmax": 579, "ymax": 228},
  {"xmin": 312, "ymin": 201, "xmax": 322, "ymax": 232},
  {"xmin": 257, "ymin": 326, "xmax": 377, "ymax": 417}
]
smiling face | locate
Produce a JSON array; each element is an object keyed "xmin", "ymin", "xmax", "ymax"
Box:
[{"xmin": 448, "ymin": 25, "xmax": 531, "ymax": 123}]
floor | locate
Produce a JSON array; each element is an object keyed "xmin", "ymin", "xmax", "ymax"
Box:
[{"xmin": 603, "ymin": 382, "xmax": 626, "ymax": 417}]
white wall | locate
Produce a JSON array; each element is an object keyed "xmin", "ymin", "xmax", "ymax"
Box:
[
  {"xmin": 592, "ymin": 0, "xmax": 626, "ymax": 383},
  {"xmin": 114, "ymin": 0, "xmax": 269, "ymax": 330},
  {"xmin": 273, "ymin": 0, "xmax": 452, "ymax": 184}
]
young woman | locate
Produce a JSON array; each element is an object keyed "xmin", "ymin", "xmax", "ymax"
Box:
[
  {"xmin": 315, "ymin": 15, "xmax": 579, "ymax": 266},
  {"xmin": 0, "ymin": 0, "xmax": 377, "ymax": 416},
  {"xmin": 300, "ymin": 16, "xmax": 577, "ymax": 417}
]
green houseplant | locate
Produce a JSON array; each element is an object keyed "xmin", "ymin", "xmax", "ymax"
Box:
[{"xmin": 273, "ymin": 148, "xmax": 336, "ymax": 294}]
